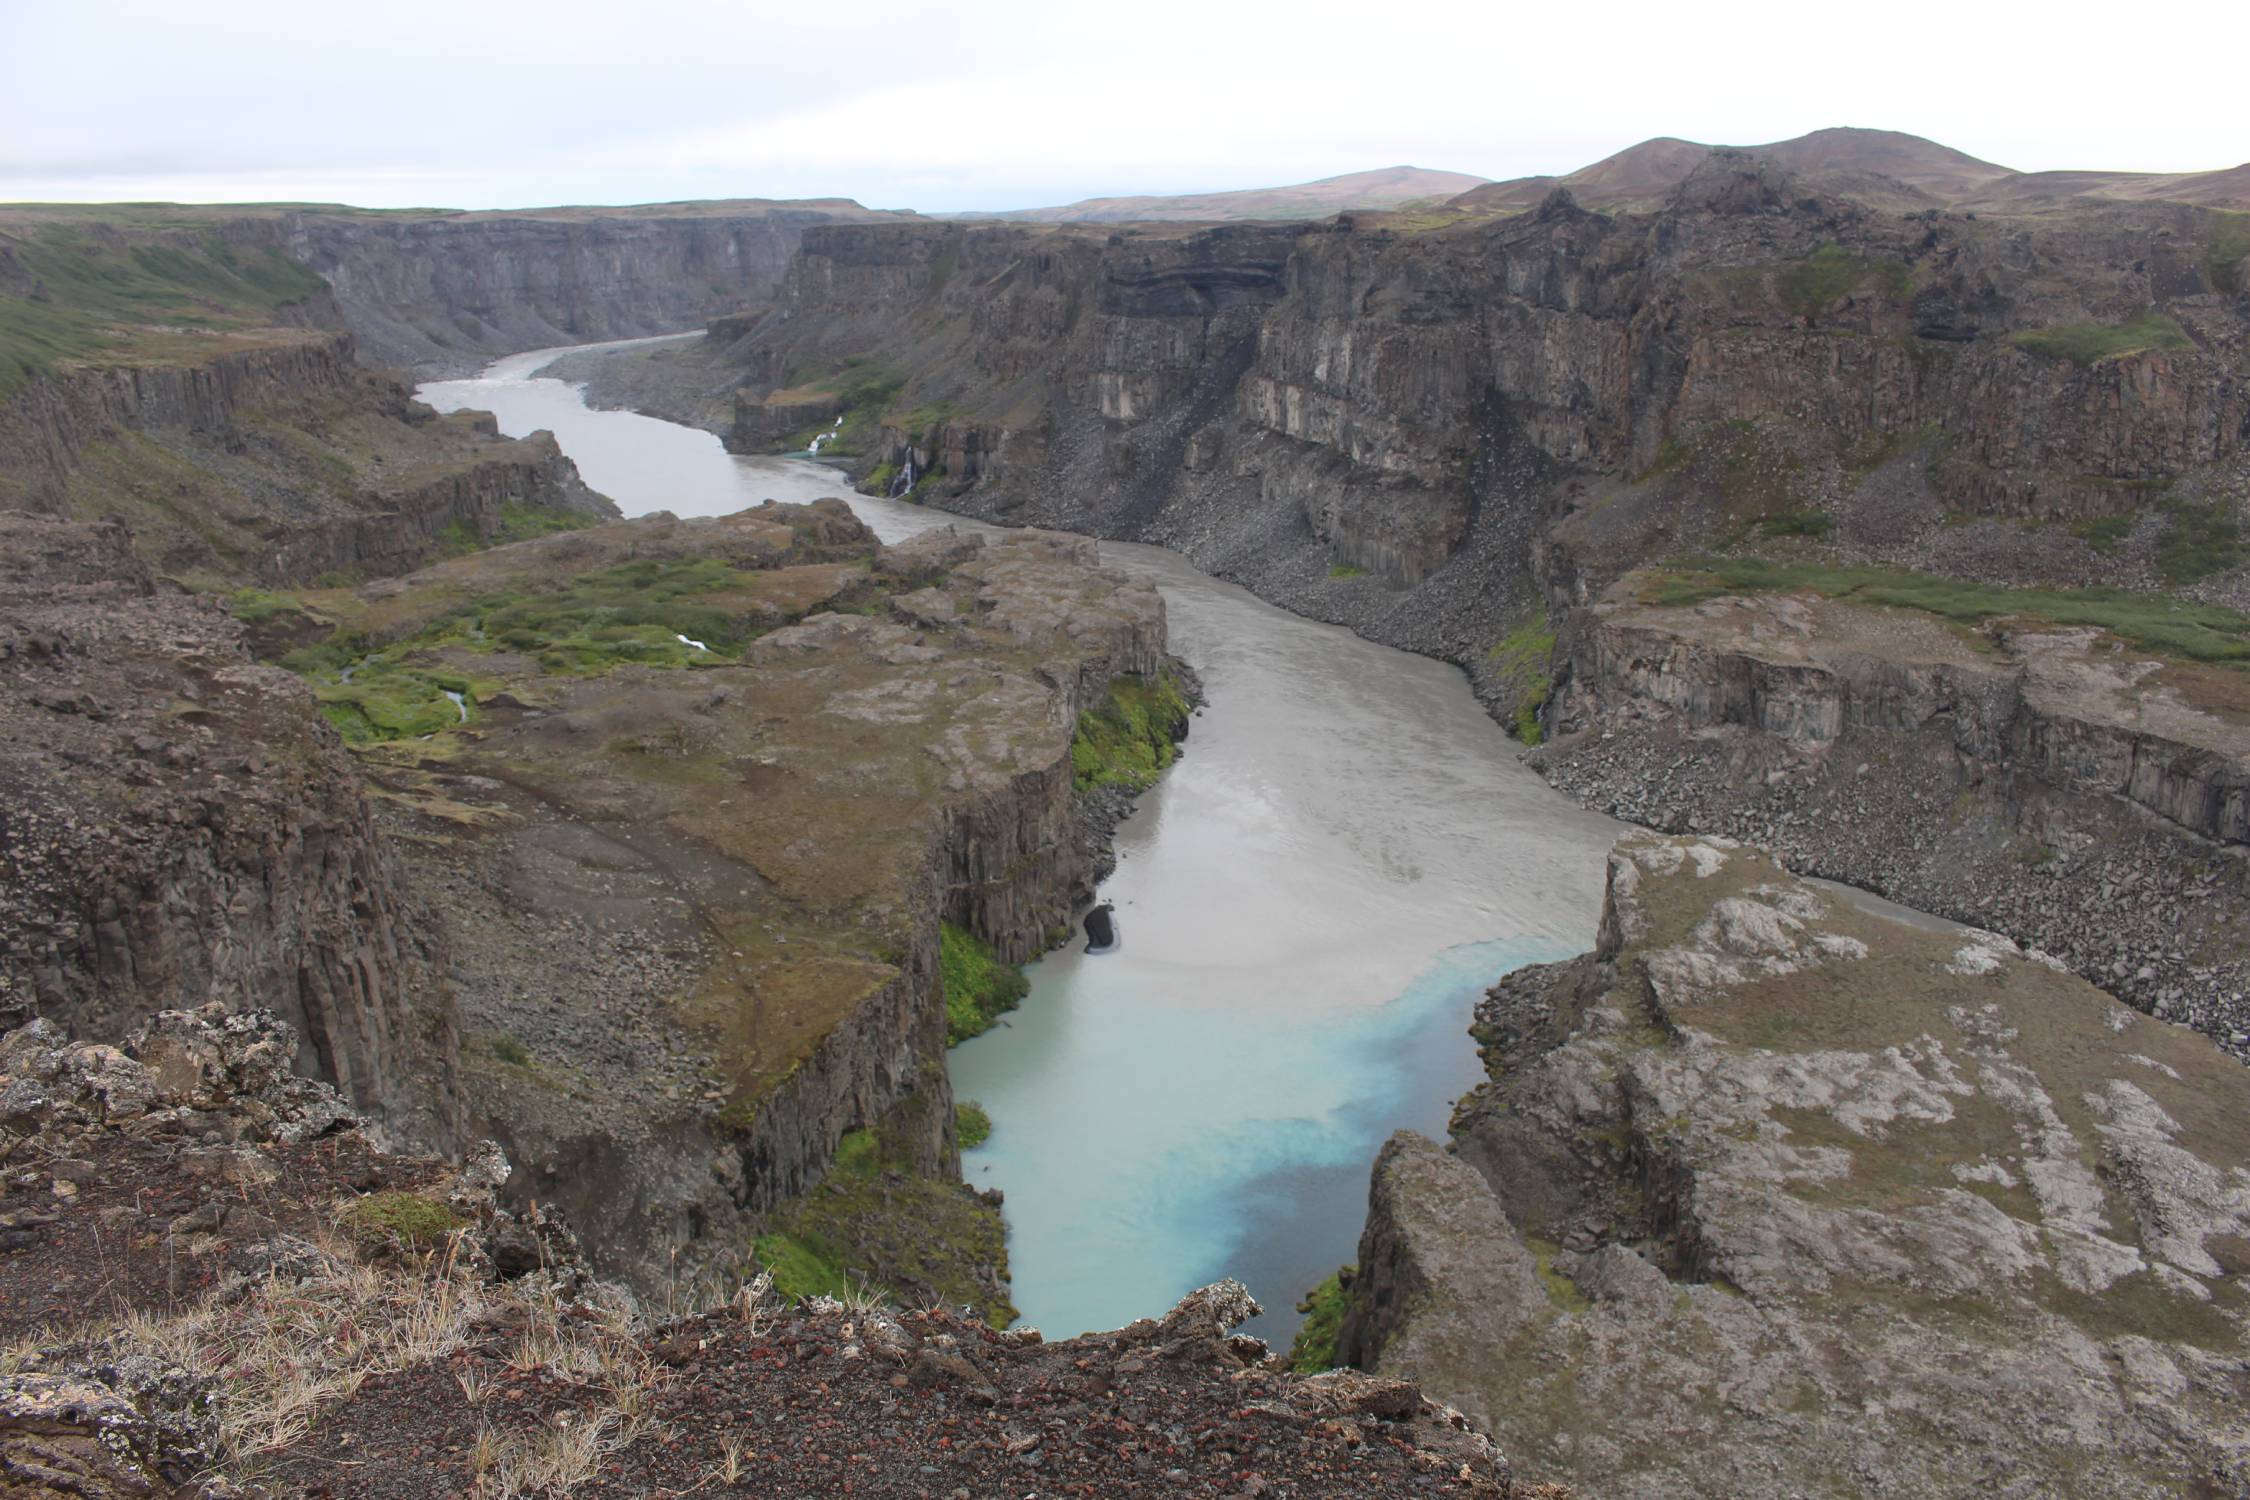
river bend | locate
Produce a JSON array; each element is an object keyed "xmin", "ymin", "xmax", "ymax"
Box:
[{"xmin": 419, "ymin": 341, "xmax": 1622, "ymax": 1340}]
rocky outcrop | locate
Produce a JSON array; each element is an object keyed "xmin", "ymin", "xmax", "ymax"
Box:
[
  {"xmin": 1343, "ymin": 831, "xmax": 2250, "ymax": 1499},
  {"xmin": 1537, "ymin": 585, "xmax": 2250, "ymax": 1054},
  {"xmin": 0, "ymin": 517, "xmax": 462, "ymax": 1145},
  {"xmin": 319, "ymin": 507, "xmax": 1184, "ymax": 1297}
]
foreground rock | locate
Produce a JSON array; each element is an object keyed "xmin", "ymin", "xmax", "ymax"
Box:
[
  {"xmin": 0, "ymin": 1012, "xmax": 1539, "ymax": 1499},
  {"xmin": 1341, "ymin": 831, "xmax": 2250, "ymax": 1499},
  {"xmin": 0, "ymin": 516, "xmax": 463, "ymax": 1146}
]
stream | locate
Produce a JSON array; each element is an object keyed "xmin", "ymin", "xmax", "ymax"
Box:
[{"xmin": 419, "ymin": 340, "xmax": 1624, "ymax": 1341}]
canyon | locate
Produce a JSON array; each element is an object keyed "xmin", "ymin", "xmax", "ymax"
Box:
[
  {"xmin": 3, "ymin": 122, "xmax": 2248, "ymax": 1496},
  {"xmin": 654, "ymin": 145, "xmax": 2250, "ymax": 1060}
]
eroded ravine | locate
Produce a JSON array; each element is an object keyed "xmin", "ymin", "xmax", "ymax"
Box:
[{"xmin": 419, "ymin": 344, "xmax": 1623, "ymax": 1339}]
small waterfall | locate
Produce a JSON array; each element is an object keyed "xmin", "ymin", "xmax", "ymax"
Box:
[
  {"xmin": 891, "ymin": 449, "xmax": 917, "ymax": 499},
  {"xmin": 805, "ymin": 415, "xmax": 843, "ymax": 456}
]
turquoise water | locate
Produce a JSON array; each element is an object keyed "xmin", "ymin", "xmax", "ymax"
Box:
[
  {"xmin": 422, "ymin": 343, "xmax": 1622, "ymax": 1343},
  {"xmin": 952, "ymin": 935, "xmax": 1575, "ymax": 1338}
]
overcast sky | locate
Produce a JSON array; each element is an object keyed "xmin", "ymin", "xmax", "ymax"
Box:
[{"xmin": 4, "ymin": 0, "xmax": 2243, "ymax": 213}]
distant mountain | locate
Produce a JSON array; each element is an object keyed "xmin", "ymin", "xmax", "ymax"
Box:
[
  {"xmin": 1445, "ymin": 127, "xmax": 2250, "ymax": 216},
  {"xmin": 983, "ymin": 166, "xmax": 1490, "ymax": 224}
]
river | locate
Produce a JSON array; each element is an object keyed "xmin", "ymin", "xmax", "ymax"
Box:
[{"xmin": 419, "ymin": 339, "xmax": 1623, "ymax": 1341}]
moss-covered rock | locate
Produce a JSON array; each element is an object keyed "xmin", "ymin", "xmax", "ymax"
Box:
[
  {"xmin": 754, "ymin": 1128, "xmax": 1014, "ymax": 1326},
  {"xmin": 337, "ymin": 1190, "xmax": 464, "ymax": 1252},
  {"xmin": 940, "ymin": 923, "xmax": 1028, "ymax": 1045},
  {"xmin": 1070, "ymin": 669, "xmax": 1191, "ymax": 792}
]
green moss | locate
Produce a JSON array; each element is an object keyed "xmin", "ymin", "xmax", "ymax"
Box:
[
  {"xmin": 755, "ymin": 1125, "xmax": 1015, "ymax": 1326},
  {"xmin": 1635, "ymin": 435, "xmax": 1695, "ymax": 482},
  {"xmin": 1486, "ymin": 610, "xmax": 1558, "ymax": 745},
  {"xmin": 1755, "ymin": 510, "xmax": 1833, "ymax": 538},
  {"xmin": 2009, "ymin": 313, "xmax": 2194, "ymax": 366},
  {"xmin": 1286, "ymin": 1270, "xmax": 1352, "ymax": 1373},
  {"xmin": 435, "ymin": 501, "xmax": 595, "ymax": 559},
  {"xmin": 1525, "ymin": 1237, "xmax": 1593, "ymax": 1313},
  {"xmin": 751, "ymin": 1230, "xmax": 852, "ymax": 1301},
  {"xmin": 1777, "ymin": 244, "xmax": 1913, "ymax": 319},
  {"xmin": 2069, "ymin": 513, "xmax": 2137, "ymax": 553},
  {"xmin": 955, "ymin": 1100, "xmax": 992, "ymax": 1149},
  {"xmin": 941, "ymin": 923, "xmax": 1029, "ymax": 1045},
  {"xmin": 1069, "ymin": 669, "xmax": 1191, "ymax": 792},
  {"xmin": 1648, "ymin": 559, "xmax": 2250, "ymax": 666},
  {"xmin": 226, "ymin": 587, "xmax": 305, "ymax": 624},
  {"xmin": 2204, "ymin": 211, "xmax": 2250, "ymax": 296},
  {"xmin": 338, "ymin": 1191, "xmax": 465, "ymax": 1251},
  {"xmin": 280, "ymin": 557, "xmax": 776, "ymax": 743},
  {"xmin": 2155, "ymin": 500, "xmax": 2244, "ymax": 586},
  {"xmin": 491, "ymin": 1035, "xmax": 532, "ymax": 1067},
  {"xmin": 862, "ymin": 461, "xmax": 899, "ymax": 496},
  {"xmin": 1328, "ymin": 563, "xmax": 1366, "ymax": 579}
]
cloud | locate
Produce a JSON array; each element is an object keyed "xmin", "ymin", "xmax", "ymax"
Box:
[{"xmin": 3, "ymin": 0, "xmax": 2244, "ymax": 212}]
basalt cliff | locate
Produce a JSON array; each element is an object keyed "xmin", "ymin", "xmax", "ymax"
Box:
[
  {"xmin": 1331, "ymin": 831, "xmax": 2250, "ymax": 1499},
  {"xmin": 680, "ymin": 152, "xmax": 2249, "ymax": 1053}
]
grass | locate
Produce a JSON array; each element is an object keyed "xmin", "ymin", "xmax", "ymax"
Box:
[
  {"xmin": 1648, "ymin": 558, "xmax": 2250, "ymax": 666},
  {"xmin": 1070, "ymin": 669, "xmax": 1192, "ymax": 792},
  {"xmin": 436, "ymin": 501, "xmax": 597, "ymax": 558},
  {"xmin": 279, "ymin": 556, "xmax": 775, "ymax": 742},
  {"xmin": 955, "ymin": 1099, "xmax": 992, "ymax": 1149},
  {"xmin": 940, "ymin": 922, "xmax": 1029, "ymax": 1045},
  {"xmin": 2070, "ymin": 513, "xmax": 2138, "ymax": 553},
  {"xmin": 2155, "ymin": 500, "xmax": 2244, "ymax": 586},
  {"xmin": 0, "ymin": 223, "xmax": 330, "ymax": 397},
  {"xmin": 337, "ymin": 1191, "xmax": 465, "ymax": 1252},
  {"xmin": 2205, "ymin": 211, "xmax": 2250, "ymax": 296},
  {"xmin": 1485, "ymin": 610, "xmax": 1557, "ymax": 744},
  {"xmin": 1286, "ymin": 1270, "xmax": 1352, "ymax": 1373},
  {"xmin": 2009, "ymin": 313, "xmax": 2194, "ymax": 367},
  {"xmin": 754, "ymin": 1125, "xmax": 1014, "ymax": 1326},
  {"xmin": 1777, "ymin": 244, "xmax": 1912, "ymax": 319},
  {"xmin": 1755, "ymin": 509, "xmax": 1833, "ymax": 538},
  {"xmin": 228, "ymin": 587, "xmax": 305, "ymax": 624}
]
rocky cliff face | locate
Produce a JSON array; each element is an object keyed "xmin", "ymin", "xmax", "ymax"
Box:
[
  {"xmin": 284, "ymin": 202, "xmax": 910, "ymax": 374},
  {"xmin": 1339, "ymin": 832, "xmax": 2250, "ymax": 1499},
  {"xmin": 0, "ymin": 516, "xmax": 463, "ymax": 1146},
  {"xmin": 0, "ymin": 329, "xmax": 614, "ymax": 587},
  {"xmin": 722, "ymin": 165, "xmax": 2248, "ymax": 598},
  {"xmin": 700, "ymin": 160, "xmax": 2250, "ymax": 1052},
  {"xmin": 277, "ymin": 505, "xmax": 1177, "ymax": 1297},
  {"xmin": 1535, "ymin": 583, "xmax": 2250, "ymax": 1056}
]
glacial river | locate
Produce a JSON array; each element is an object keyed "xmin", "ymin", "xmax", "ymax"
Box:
[{"xmin": 420, "ymin": 339, "xmax": 1622, "ymax": 1341}]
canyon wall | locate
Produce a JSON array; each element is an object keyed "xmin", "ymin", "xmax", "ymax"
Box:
[
  {"xmin": 706, "ymin": 157, "xmax": 2250, "ymax": 1051},
  {"xmin": 284, "ymin": 202, "xmax": 911, "ymax": 374},
  {"xmin": 0, "ymin": 329, "xmax": 614, "ymax": 586},
  {"xmin": 0, "ymin": 516, "xmax": 463, "ymax": 1146},
  {"xmin": 723, "ymin": 163, "xmax": 2249, "ymax": 609}
]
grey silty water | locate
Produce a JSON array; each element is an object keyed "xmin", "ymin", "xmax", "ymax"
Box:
[{"xmin": 419, "ymin": 343, "xmax": 1624, "ymax": 1341}]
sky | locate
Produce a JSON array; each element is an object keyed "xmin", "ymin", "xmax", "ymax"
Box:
[{"xmin": 4, "ymin": 0, "xmax": 2244, "ymax": 213}]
